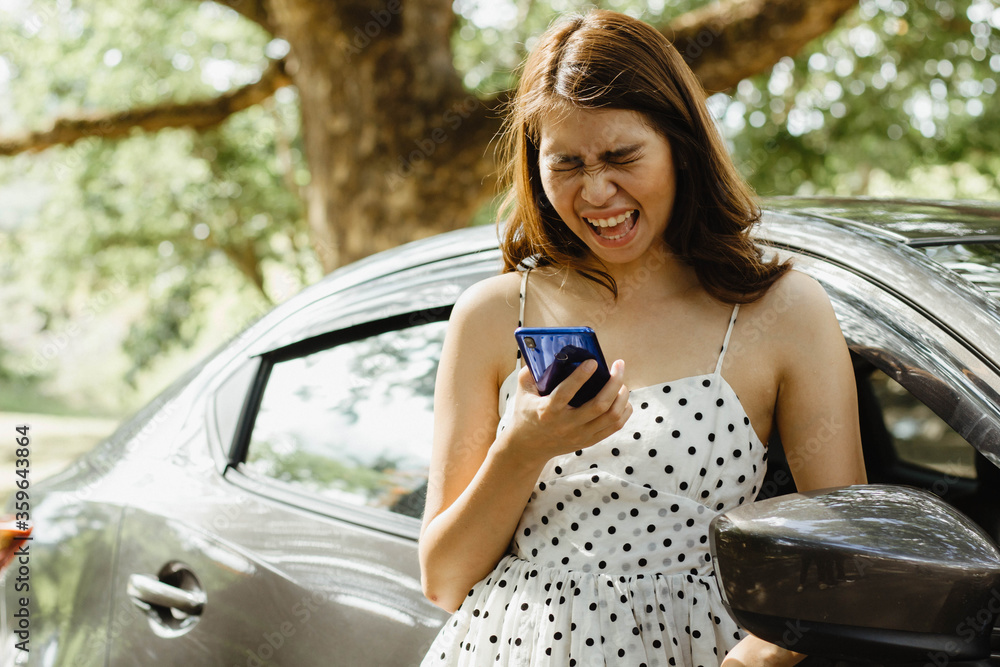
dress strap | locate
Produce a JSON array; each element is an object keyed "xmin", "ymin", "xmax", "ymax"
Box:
[
  {"xmin": 515, "ymin": 270, "xmax": 530, "ymax": 371},
  {"xmin": 714, "ymin": 304, "xmax": 740, "ymax": 375}
]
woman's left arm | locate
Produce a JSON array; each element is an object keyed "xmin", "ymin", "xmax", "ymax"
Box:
[
  {"xmin": 770, "ymin": 270, "xmax": 866, "ymax": 492},
  {"xmin": 722, "ymin": 270, "xmax": 866, "ymax": 667}
]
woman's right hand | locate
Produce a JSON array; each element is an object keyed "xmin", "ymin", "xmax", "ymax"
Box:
[{"xmin": 502, "ymin": 357, "xmax": 632, "ymax": 466}]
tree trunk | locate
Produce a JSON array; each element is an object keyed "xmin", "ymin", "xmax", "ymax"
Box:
[{"xmin": 265, "ymin": 0, "xmax": 500, "ymax": 270}]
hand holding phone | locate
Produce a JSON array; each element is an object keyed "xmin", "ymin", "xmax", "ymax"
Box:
[{"xmin": 514, "ymin": 327, "xmax": 611, "ymax": 407}]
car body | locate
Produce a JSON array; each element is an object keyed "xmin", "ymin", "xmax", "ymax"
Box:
[{"xmin": 2, "ymin": 197, "xmax": 999, "ymax": 666}]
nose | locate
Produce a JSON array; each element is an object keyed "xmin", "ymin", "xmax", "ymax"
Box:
[{"xmin": 580, "ymin": 170, "xmax": 617, "ymax": 207}]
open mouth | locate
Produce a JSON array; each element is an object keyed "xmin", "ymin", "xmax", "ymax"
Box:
[{"xmin": 584, "ymin": 209, "xmax": 638, "ymax": 241}]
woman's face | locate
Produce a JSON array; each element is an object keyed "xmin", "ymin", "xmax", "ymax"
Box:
[{"xmin": 538, "ymin": 107, "xmax": 676, "ymax": 266}]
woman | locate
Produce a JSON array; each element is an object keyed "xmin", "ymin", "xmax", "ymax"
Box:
[{"xmin": 419, "ymin": 10, "xmax": 866, "ymax": 667}]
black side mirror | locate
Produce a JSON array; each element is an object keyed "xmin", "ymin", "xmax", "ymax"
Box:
[{"xmin": 710, "ymin": 484, "xmax": 1000, "ymax": 663}]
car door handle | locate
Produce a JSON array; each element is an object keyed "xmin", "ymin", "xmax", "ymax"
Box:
[{"xmin": 127, "ymin": 573, "xmax": 206, "ymax": 616}]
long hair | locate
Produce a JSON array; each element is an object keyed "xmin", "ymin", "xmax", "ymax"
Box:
[{"xmin": 497, "ymin": 10, "xmax": 790, "ymax": 302}]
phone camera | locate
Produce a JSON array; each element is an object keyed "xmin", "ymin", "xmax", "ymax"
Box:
[{"xmin": 524, "ymin": 337, "xmax": 536, "ymax": 349}]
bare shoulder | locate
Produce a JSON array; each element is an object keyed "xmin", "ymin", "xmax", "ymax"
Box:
[
  {"xmin": 446, "ymin": 271, "xmax": 524, "ymax": 386},
  {"xmin": 756, "ymin": 268, "xmax": 836, "ymax": 329},
  {"xmin": 747, "ymin": 268, "xmax": 846, "ymax": 370},
  {"xmin": 451, "ymin": 271, "xmax": 523, "ymax": 325}
]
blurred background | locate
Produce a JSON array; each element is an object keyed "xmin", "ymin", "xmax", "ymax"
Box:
[{"xmin": 0, "ymin": 0, "xmax": 998, "ymax": 498}]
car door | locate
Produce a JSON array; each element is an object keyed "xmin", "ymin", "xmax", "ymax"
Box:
[{"xmin": 102, "ymin": 254, "xmax": 497, "ymax": 664}]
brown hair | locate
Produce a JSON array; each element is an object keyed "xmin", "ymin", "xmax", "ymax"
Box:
[{"xmin": 498, "ymin": 10, "xmax": 790, "ymax": 303}]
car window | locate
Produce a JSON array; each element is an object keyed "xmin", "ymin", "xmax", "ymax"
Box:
[
  {"xmin": 213, "ymin": 359, "xmax": 261, "ymax": 452},
  {"xmin": 242, "ymin": 320, "xmax": 448, "ymax": 519},
  {"xmin": 868, "ymin": 369, "xmax": 977, "ymax": 480},
  {"xmin": 920, "ymin": 242, "xmax": 1000, "ymax": 301}
]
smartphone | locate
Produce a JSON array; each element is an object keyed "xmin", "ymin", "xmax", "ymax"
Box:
[{"xmin": 514, "ymin": 327, "xmax": 611, "ymax": 407}]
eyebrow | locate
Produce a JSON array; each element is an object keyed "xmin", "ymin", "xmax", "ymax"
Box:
[{"xmin": 546, "ymin": 143, "xmax": 643, "ymax": 163}]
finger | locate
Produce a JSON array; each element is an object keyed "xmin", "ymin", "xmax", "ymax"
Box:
[
  {"xmin": 590, "ymin": 401, "xmax": 633, "ymax": 443},
  {"xmin": 593, "ymin": 382, "xmax": 632, "ymax": 430},
  {"xmin": 602, "ymin": 359, "xmax": 626, "ymax": 396},
  {"xmin": 609, "ymin": 378, "xmax": 631, "ymax": 414},
  {"xmin": 548, "ymin": 358, "xmax": 598, "ymax": 405},
  {"xmin": 581, "ymin": 359, "xmax": 626, "ymax": 413}
]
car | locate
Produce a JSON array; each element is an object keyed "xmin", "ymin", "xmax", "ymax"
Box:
[{"xmin": 2, "ymin": 197, "xmax": 999, "ymax": 666}]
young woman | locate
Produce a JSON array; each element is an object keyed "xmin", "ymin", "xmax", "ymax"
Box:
[{"xmin": 419, "ymin": 10, "xmax": 866, "ymax": 667}]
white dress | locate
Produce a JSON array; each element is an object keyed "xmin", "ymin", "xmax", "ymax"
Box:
[{"xmin": 422, "ymin": 272, "xmax": 767, "ymax": 667}]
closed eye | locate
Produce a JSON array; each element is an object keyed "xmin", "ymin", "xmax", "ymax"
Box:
[
  {"xmin": 605, "ymin": 146, "xmax": 643, "ymax": 166},
  {"xmin": 546, "ymin": 158, "xmax": 583, "ymax": 173},
  {"xmin": 544, "ymin": 145, "xmax": 644, "ymax": 173}
]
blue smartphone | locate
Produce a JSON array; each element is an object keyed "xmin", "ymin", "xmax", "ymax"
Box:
[{"xmin": 514, "ymin": 327, "xmax": 611, "ymax": 407}]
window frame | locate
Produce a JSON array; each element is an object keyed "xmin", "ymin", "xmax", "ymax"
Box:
[{"xmin": 222, "ymin": 307, "xmax": 453, "ymax": 539}]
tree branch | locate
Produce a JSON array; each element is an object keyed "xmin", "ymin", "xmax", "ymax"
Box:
[
  {"xmin": 0, "ymin": 59, "xmax": 291, "ymax": 156},
  {"xmin": 216, "ymin": 240, "xmax": 271, "ymax": 300},
  {"xmin": 665, "ymin": 0, "xmax": 859, "ymax": 92},
  {"xmin": 468, "ymin": 0, "xmax": 858, "ymax": 142},
  {"xmin": 0, "ymin": 1, "xmax": 854, "ymax": 158}
]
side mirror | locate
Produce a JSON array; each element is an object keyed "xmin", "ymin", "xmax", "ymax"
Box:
[{"xmin": 710, "ymin": 485, "xmax": 1000, "ymax": 663}]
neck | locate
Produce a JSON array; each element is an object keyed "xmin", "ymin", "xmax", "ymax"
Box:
[{"xmin": 598, "ymin": 242, "xmax": 699, "ymax": 301}]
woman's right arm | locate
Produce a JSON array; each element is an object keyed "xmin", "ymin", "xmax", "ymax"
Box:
[{"xmin": 418, "ymin": 277, "xmax": 631, "ymax": 612}]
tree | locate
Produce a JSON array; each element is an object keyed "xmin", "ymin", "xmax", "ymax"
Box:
[
  {"xmin": 0, "ymin": 1, "xmax": 318, "ymax": 408},
  {"xmin": 1, "ymin": 0, "xmax": 860, "ymax": 271}
]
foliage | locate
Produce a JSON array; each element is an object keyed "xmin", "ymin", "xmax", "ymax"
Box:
[
  {"xmin": 450, "ymin": 0, "xmax": 706, "ymax": 96},
  {"xmin": 713, "ymin": 0, "xmax": 1000, "ymax": 198},
  {"xmin": 0, "ymin": 0, "xmax": 316, "ymax": 412},
  {"xmin": 248, "ymin": 438, "xmax": 388, "ymax": 501}
]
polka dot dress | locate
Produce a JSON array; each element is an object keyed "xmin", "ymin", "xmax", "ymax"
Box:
[{"xmin": 422, "ymin": 273, "xmax": 767, "ymax": 667}]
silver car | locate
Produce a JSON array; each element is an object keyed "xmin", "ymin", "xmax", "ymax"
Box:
[{"xmin": 2, "ymin": 197, "xmax": 999, "ymax": 666}]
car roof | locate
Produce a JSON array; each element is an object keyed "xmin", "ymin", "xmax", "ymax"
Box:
[
  {"xmin": 326, "ymin": 197, "xmax": 1000, "ymax": 286},
  {"xmin": 763, "ymin": 196, "xmax": 1000, "ymax": 246}
]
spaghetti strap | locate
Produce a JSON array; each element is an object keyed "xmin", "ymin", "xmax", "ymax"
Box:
[
  {"xmin": 714, "ymin": 304, "xmax": 740, "ymax": 375},
  {"xmin": 518, "ymin": 270, "xmax": 529, "ymax": 328},
  {"xmin": 515, "ymin": 270, "xmax": 530, "ymax": 372}
]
